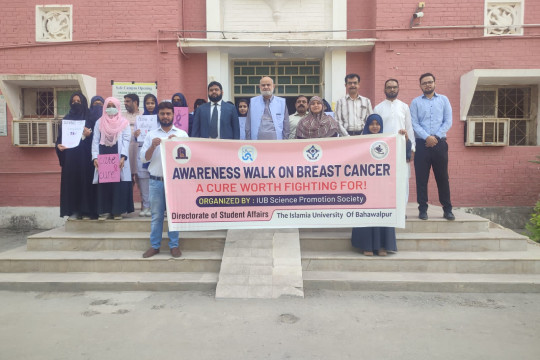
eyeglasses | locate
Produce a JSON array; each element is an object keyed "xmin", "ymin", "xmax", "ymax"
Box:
[{"xmin": 421, "ymin": 81, "xmax": 434, "ymax": 86}]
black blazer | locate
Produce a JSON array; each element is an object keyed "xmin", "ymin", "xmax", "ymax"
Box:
[{"xmin": 192, "ymin": 101, "xmax": 240, "ymax": 139}]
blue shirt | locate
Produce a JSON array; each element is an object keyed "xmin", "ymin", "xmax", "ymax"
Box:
[{"xmin": 410, "ymin": 92, "xmax": 452, "ymax": 140}]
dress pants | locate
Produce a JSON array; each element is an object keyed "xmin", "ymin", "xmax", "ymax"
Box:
[{"xmin": 414, "ymin": 138, "xmax": 452, "ymax": 213}]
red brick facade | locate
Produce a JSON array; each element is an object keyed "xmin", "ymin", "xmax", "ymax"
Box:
[{"xmin": 1, "ymin": 0, "xmax": 539, "ymax": 207}]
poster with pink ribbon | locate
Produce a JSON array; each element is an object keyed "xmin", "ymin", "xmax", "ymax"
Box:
[
  {"xmin": 161, "ymin": 135, "xmax": 406, "ymax": 231},
  {"xmin": 173, "ymin": 107, "xmax": 189, "ymax": 133}
]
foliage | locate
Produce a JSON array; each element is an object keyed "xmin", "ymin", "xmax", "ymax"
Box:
[
  {"xmin": 529, "ymin": 154, "xmax": 540, "ymax": 165},
  {"xmin": 525, "ymin": 201, "xmax": 540, "ymax": 243}
]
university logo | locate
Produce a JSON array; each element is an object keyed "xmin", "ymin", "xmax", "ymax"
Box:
[
  {"xmin": 173, "ymin": 144, "xmax": 191, "ymax": 164},
  {"xmin": 370, "ymin": 141, "xmax": 389, "ymax": 160},
  {"xmin": 238, "ymin": 145, "xmax": 257, "ymax": 163},
  {"xmin": 303, "ymin": 144, "xmax": 323, "ymax": 162}
]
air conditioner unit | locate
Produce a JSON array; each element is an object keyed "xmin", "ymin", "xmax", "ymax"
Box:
[
  {"xmin": 465, "ymin": 117, "xmax": 509, "ymax": 146},
  {"xmin": 12, "ymin": 120, "xmax": 59, "ymax": 147}
]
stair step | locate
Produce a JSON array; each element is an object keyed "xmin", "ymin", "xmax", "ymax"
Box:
[
  {"xmin": 0, "ymin": 248, "xmax": 222, "ymax": 273},
  {"xmin": 64, "ymin": 216, "xmax": 228, "ymax": 234},
  {"xmin": 0, "ymin": 272, "xmax": 218, "ymax": 291},
  {"xmin": 301, "ymin": 245, "xmax": 540, "ymax": 274},
  {"xmin": 27, "ymin": 229, "xmax": 226, "ymax": 251},
  {"xmin": 303, "ymin": 271, "xmax": 540, "ymax": 293},
  {"xmin": 300, "ymin": 228, "xmax": 529, "ymax": 252}
]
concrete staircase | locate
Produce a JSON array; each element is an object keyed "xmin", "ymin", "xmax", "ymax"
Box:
[
  {"xmin": 302, "ymin": 206, "xmax": 540, "ymax": 293},
  {"xmin": 0, "ymin": 205, "xmax": 539, "ymax": 293}
]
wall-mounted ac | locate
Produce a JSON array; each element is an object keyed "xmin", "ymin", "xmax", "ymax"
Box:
[
  {"xmin": 465, "ymin": 117, "xmax": 509, "ymax": 146},
  {"xmin": 12, "ymin": 120, "xmax": 59, "ymax": 147}
]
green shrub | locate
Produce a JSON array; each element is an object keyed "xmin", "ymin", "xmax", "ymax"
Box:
[{"xmin": 525, "ymin": 201, "xmax": 540, "ymax": 243}]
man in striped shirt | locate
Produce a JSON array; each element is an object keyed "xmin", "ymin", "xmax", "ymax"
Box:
[{"xmin": 335, "ymin": 73, "xmax": 373, "ymax": 136}]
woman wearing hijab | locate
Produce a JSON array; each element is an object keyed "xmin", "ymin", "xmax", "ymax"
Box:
[
  {"xmin": 92, "ymin": 97, "xmax": 134, "ymax": 220},
  {"xmin": 350, "ymin": 113, "xmax": 397, "ymax": 256},
  {"xmin": 132, "ymin": 94, "xmax": 158, "ymax": 217},
  {"xmin": 89, "ymin": 96, "xmax": 104, "ymax": 128},
  {"xmin": 55, "ymin": 92, "xmax": 97, "ymax": 220},
  {"xmin": 236, "ymin": 98, "xmax": 249, "ymax": 140},
  {"xmin": 296, "ymin": 96, "xmax": 340, "ymax": 139}
]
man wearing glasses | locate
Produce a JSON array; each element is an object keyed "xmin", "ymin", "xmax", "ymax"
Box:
[
  {"xmin": 410, "ymin": 73, "xmax": 454, "ymax": 221},
  {"xmin": 335, "ymin": 73, "xmax": 373, "ymax": 136}
]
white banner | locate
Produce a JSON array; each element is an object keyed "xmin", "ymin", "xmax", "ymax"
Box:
[{"xmin": 111, "ymin": 81, "xmax": 157, "ymax": 113}]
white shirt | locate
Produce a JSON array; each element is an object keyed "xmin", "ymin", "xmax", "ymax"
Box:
[
  {"xmin": 374, "ymin": 98, "xmax": 415, "ymax": 152},
  {"xmin": 140, "ymin": 125, "xmax": 188, "ymax": 177}
]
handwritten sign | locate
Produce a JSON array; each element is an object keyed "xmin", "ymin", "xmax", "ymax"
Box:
[
  {"xmin": 98, "ymin": 154, "xmax": 121, "ymax": 183},
  {"xmin": 61, "ymin": 120, "xmax": 86, "ymax": 148},
  {"xmin": 136, "ymin": 115, "xmax": 158, "ymax": 142},
  {"xmin": 173, "ymin": 107, "xmax": 189, "ymax": 133}
]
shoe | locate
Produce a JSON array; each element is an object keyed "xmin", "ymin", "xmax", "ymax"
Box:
[
  {"xmin": 98, "ymin": 213, "xmax": 110, "ymax": 221},
  {"xmin": 419, "ymin": 211, "xmax": 428, "ymax": 220},
  {"xmin": 113, "ymin": 214, "xmax": 122, "ymax": 220},
  {"xmin": 145, "ymin": 209, "xmax": 151, "ymax": 217},
  {"xmin": 143, "ymin": 247, "xmax": 160, "ymax": 258},
  {"xmin": 363, "ymin": 251, "xmax": 374, "ymax": 256},
  {"xmin": 443, "ymin": 211, "xmax": 455, "ymax": 221},
  {"xmin": 378, "ymin": 249, "xmax": 388, "ymax": 256},
  {"xmin": 170, "ymin": 247, "xmax": 182, "ymax": 258},
  {"xmin": 82, "ymin": 216, "xmax": 91, "ymax": 220},
  {"xmin": 139, "ymin": 209, "xmax": 146, "ymax": 217}
]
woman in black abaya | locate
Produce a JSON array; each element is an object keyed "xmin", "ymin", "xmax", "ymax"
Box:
[{"xmin": 55, "ymin": 92, "xmax": 97, "ymax": 219}]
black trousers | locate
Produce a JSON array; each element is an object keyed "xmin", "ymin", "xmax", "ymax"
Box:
[{"xmin": 414, "ymin": 138, "xmax": 452, "ymax": 213}]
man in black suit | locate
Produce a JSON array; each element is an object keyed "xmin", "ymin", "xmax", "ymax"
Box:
[{"xmin": 192, "ymin": 81, "xmax": 240, "ymax": 139}]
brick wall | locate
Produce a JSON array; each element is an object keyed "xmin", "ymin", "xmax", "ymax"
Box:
[{"xmin": 0, "ymin": 0, "xmax": 539, "ymax": 208}]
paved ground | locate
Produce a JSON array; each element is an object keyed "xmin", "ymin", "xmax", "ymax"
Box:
[
  {"xmin": 1, "ymin": 229, "xmax": 539, "ymax": 359},
  {"xmin": 0, "ymin": 290, "xmax": 539, "ymax": 360}
]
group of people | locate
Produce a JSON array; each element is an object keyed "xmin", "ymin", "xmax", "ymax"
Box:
[{"xmin": 56, "ymin": 71, "xmax": 454, "ymax": 259}]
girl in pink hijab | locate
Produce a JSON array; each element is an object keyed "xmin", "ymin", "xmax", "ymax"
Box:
[{"xmin": 91, "ymin": 97, "xmax": 134, "ymax": 220}]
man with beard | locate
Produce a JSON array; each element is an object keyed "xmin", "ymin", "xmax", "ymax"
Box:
[
  {"xmin": 288, "ymin": 95, "xmax": 308, "ymax": 139},
  {"xmin": 245, "ymin": 76, "xmax": 290, "ymax": 140},
  {"xmin": 374, "ymin": 79, "xmax": 415, "ymax": 207},
  {"xmin": 192, "ymin": 81, "xmax": 240, "ymax": 139},
  {"xmin": 335, "ymin": 73, "xmax": 373, "ymax": 136},
  {"xmin": 123, "ymin": 94, "xmax": 143, "ymax": 183},
  {"xmin": 410, "ymin": 73, "xmax": 454, "ymax": 221},
  {"xmin": 140, "ymin": 101, "xmax": 188, "ymax": 258}
]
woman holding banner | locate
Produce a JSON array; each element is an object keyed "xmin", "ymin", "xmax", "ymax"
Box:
[
  {"xmin": 55, "ymin": 92, "xmax": 97, "ymax": 220},
  {"xmin": 351, "ymin": 114, "xmax": 397, "ymax": 256},
  {"xmin": 92, "ymin": 97, "xmax": 134, "ymax": 220}
]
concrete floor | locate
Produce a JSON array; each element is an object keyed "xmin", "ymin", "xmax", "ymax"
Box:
[{"xmin": 0, "ymin": 290, "xmax": 539, "ymax": 360}]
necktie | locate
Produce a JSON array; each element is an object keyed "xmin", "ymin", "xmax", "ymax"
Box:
[{"xmin": 210, "ymin": 103, "xmax": 218, "ymax": 138}]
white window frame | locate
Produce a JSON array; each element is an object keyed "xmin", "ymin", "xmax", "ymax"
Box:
[{"xmin": 466, "ymin": 85, "xmax": 537, "ymax": 146}]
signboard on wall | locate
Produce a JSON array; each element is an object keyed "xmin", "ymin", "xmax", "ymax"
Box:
[
  {"xmin": 0, "ymin": 95, "xmax": 7, "ymax": 136},
  {"xmin": 111, "ymin": 81, "xmax": 157, "ymax": 113}
]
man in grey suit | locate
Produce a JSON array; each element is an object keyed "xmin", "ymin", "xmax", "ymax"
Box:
[{"xmin": 192, "ymin": 81, "xmax": 240, "ymax": 139}]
